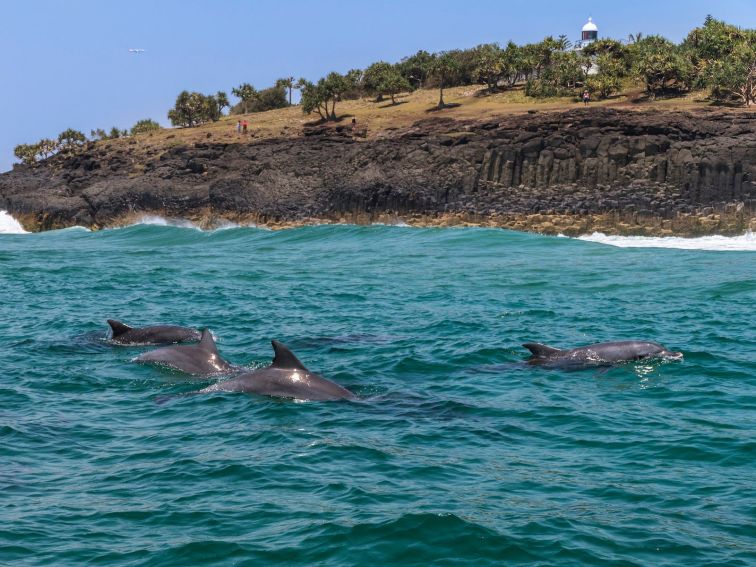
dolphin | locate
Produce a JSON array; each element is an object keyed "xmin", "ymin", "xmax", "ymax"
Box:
[
  {"xmin": 522, "ymin": 340, "xmax": 683, "ymax": 369},
  {"xmin": 135, "ymin": 329, "xmax": 234, "ymax": 375},
  {"xmin": 197, "ymin": 340, "xmax": 356, "ymax": 401},
  {"xmin": 107, "ymin": 319, "xmax": 201, "ymax": 346}
]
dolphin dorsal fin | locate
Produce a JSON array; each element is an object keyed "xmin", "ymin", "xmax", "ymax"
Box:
[
  {"xmin": 271, "ymin": 340, "xmax": 308, "ymax": 370},
  {"xmin": 199, "ymin": 329, "xmax": 219, "ymax": 354},
  {"xmin": 107, "ymin": 319, "xmax": 132, "ymax": 337},
  {"xmin": 522, "ymin": 342, "xmax": 563, "ymax": 358}
]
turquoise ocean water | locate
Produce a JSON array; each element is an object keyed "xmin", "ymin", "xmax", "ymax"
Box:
[{"xmin": 1, "ymin": 219, "xmax": 754, "ymax": 566}]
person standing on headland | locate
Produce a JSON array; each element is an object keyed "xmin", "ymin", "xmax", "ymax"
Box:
[
  {"xmin": 242, "ymin": 120, "xmax": 248, "ymax": 135},
  {"xmin": 582, "ymin": 90, "xmax": 590, "ymax": 106},
  {"xmin": 236, "ymin": 120, "xmax": 241, "ymax": 134}
]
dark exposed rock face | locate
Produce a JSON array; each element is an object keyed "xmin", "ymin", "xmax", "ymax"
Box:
[{"xmin": 1, "ymin": 108, "xmax": 754, "ymax": 234}]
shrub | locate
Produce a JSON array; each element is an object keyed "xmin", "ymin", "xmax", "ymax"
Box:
[
  {"xmin": 131, "ymin": 119, "xmax": 161, "ymax": 136},
  {"xmin": 632, "ymin": 36, "xmax": 695, "ymax": 97},
  {"xmin": 14, "ymin": 143, "xmax": 40, "ymax": 165},
  {"xmin": 57, "ymin": 128, "xmax": 87, "ymax": 152},
  {"xmin": 167, "ymin": 91, "xmax": 220, "ymax": 127}
]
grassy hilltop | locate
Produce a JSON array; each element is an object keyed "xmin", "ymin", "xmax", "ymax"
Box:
[
  {"xmin": 93, "ymin": 81, "xmax": 750, "ymax": 162},
  {"xmin": 13, "ymin": 14, "xmax": 756, "ymax": 166}
]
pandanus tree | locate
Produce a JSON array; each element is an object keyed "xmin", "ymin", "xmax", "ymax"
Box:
[
  {"xmin": 380, "ymin": 71, "xmax": 411, "ymax": 104},
  {"xmin": 14, "ymin": 143, "xmax": 41, "ymax": 164},
  {"xmin": 363, "ymin": 62, "xmax": 410, "ymax": 103},
  {"xmin": 428, "ymin": 53, "xmax": 460, "ymax": 108},
  {"xmin": 473, "ymin": 43, "xmax": 506, "ymax": 91},
  {"xmin": 57, "ymin": 128, "xmax": 87, "ymax": 152},
  {"xmin": 215, "ymin": 91, "xmax": 230, "ymax": 115},
  {"xmin": 276, "ymin": 77, "xmax": 296, "ymax": 105},
  {"xmin": 710, "ymin": 42, "xmax": 756, "ymax": 106},
  {"xmin": 300, "ymin": 72, "xmax": 351, "ymax": 120},
  {"xmin": 363, "ymin": 61, "xmax": 393, "ymax": 101},
  {"xmin": 167, "ymin": 91, "xmax": 220, "ymax": 127},
  {"xmin": 231, "ymin": 83, "xmax": 257, "ymax": 114},
  {"xmin": 397, "ymin": 49, "xmax": 434, "ymax": 89}
]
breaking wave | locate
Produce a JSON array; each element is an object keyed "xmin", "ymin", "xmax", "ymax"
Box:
[
  {"xmin": 574, "ymin": 231, "xmax": 756, "ymax": 251},
  {"xmin": 129, "ymin": 215, "xmax": 242, "ymax": 231},
  {"xmin": 0, "ymin": 210, "xmax": 28, "ymax": 234}
]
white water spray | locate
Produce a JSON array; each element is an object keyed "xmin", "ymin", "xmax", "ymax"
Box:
[
  {"xmin": 0, "ymin": 210, "xmax": 28, "ymax": 234},
  {"xmin": 574, "ymin": 231, "xmax": 756, "ymax": 252}
]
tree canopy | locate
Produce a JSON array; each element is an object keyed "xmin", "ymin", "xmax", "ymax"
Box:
[
  {"xmin": 167, "ymin": 91, "xmax": 221, "ymax": 127},
  {"xmin": 58, "ymin": 128, "xmax": 87, "ymax": 151},
  {"xmin": 428, "ymin": 52, "xmax": 460, "ymax": 108},
  {"xmin": 15, "ymin": 16, "xmax": 756, "ymax": 164},
  {"xmin": 131, "ymin": 119, "xmax": 161, "ymax": 136},
  {"xmin": 231, "ymin": 83, "xmax": 257, "ymax": 114},
  {"xmin": 300, "ymin": 72, "xmax": 354, "ymax": 120},
  {"xmin": 363, "ymin": 62, "xmax": 411, "ymax": 103},
  {"xmin": 234, "ymin": 84, "xmax": 288, "ymax": 114}
]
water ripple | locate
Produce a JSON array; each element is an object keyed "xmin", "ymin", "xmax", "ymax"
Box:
[{"xmin": 0, "ymin": 225, "xmax": 754, "ymax": 566}]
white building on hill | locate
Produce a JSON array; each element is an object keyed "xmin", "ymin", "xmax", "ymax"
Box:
[
  {"xmin": 575, "ymin": 17, "xmax": 599, "ymax": 75},
  {"xmin": 576, "ymin": 17, "xmax": 598, "ymax": 50}
]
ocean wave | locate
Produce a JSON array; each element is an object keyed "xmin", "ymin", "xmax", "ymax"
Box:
[
  {"xmin": 48, "ymin": 226, "xmax": 92, "ymax": 234},
  {"xmin": 0, "ymin": 210, "xmax": 28, "ymax": 234},
  {"xmin": 573, "ymin": 231, "xmax": 756, "ymax": 251},
  {"xmin": 133, "ymin": 215, "xmax": 201, "ymax": 230},
  {"xmin": 128, "ymin": 215, "xmax": 243, "ymax": 231}
]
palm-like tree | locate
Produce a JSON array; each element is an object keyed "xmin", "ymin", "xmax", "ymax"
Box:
[
  {"xmin": 428, "ymin": 53, "xmax": 459, "ymax": 108},
  {"xmin": 215, "ymin": 91, "xmax": 230, "ymax": 115},
  {"xmin": 231, "ymin": 83, "xmax": 257, "ymax": 114},
  {"xmin": 276, "ymin": 76, "xmax": 296, "ymax": 105},
  {"xmin": 556, "ymin": 35, "xmax": 572, "ymax": 51}
]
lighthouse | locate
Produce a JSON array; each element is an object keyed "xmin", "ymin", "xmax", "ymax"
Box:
[{"xmin": 578, "ymin": 17, "xmax": 598, "ymax": 49}]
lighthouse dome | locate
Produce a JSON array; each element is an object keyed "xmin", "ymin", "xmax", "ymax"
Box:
[{"xmin": 582, "ymin": 17, "xmax": 598, "ymax": 32}]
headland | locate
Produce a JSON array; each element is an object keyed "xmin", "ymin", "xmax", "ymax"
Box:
[{"xmin": 2, "ymin": 89, "xmax": 755, "ymax": 236}]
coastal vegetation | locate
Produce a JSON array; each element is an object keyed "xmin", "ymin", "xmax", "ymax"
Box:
[
  {"xmin": 13, "ymin": 128, "xmax": 89, "ymax": 165},
  {"xmin": 230, "ymin": 84, "xmax": 288, "ymax": 114},
  {"xmin": 11, "ymin": 16, "xmax": 756, "ymax": 165},
  {"xmin": 167, "ymin": 91, "xmax": 225, "ymax": 127}
]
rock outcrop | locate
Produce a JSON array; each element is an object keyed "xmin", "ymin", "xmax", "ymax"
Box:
[{"xmin": 1, "ymin": 108, "xmax": 754, "ymax": 235}]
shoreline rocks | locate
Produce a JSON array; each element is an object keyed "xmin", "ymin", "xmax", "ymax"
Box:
[{"xmin": 1, "ymin": 108, "xmax": 754, "ymax": 235}]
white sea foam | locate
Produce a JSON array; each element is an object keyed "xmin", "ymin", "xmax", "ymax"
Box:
[
  {"xmin": 132, "ymin": 215, "xmax": 242, "ymax": 231},
  {"xmin": 574, "ymin": 231, "xmax": 756, "ymax": 251},
  {"xmin": 55, "ymin": 226, "xmax": 91, "ymax": 233},
  {"xmin": 213, "ymin": 219, "xmax": 242, "ymax": 230},
  {"xmin": 0, "ymin": 210, "xmax": 29, "ymax": 234},
  {"xmin": 135, "ymin": 215, "xmax": 200, "ymax": 229}
]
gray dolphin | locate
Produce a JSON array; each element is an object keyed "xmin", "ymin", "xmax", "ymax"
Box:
[
  {"xmin": 523, "ymin": 340, "xmax": 683, "ymax": 369},
  {"xmin": 135, "ymin": 329, "xmax": 234, "ymax": 375},
  {"xmin": 108, "ymin": 319, "xmax": 201, "ymax": 346},
  {"xmin": 197, "ymin": 340, "xmax": 356, "ymax": 401}
]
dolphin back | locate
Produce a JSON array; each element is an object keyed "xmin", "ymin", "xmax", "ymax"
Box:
[
  {"xmin": 107, "ymin": 319, "xmax": 132, "ymax": 338},
  {"xmin": 198, "ymin": 329, "xmax": 220, "ymax": 353},
  {"xmin": 522, "ymin": 343, "xmax": 563, "ymax": 358},
  {"xmin": 271, "ymin": 340, "xmax": 308, "ymax": 370}
]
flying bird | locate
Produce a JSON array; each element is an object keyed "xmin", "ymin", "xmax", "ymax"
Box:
[{"xmin": 128, "ymin": 48, "xmax": 146, "ymax": 53}]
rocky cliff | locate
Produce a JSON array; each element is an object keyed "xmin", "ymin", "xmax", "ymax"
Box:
[{"xmin": 2, "ymin": 108, "xmax": 754, "ymax": 235}]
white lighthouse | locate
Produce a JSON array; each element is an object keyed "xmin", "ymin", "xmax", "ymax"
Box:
[{"xmin": 578, "ymin": 17, "xmax": 598, "ymax": 49}]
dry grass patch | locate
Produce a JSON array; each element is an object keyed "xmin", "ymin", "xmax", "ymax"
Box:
[{"xmin": 110, "ymin": 83, "xmax": 756, "ymax": 159}]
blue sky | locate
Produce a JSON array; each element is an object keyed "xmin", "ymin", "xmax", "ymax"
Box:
[{"xmin": 1, "ymin": 0, "xmax": 754, "ymax": 172}]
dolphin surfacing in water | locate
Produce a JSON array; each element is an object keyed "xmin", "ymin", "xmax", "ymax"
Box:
[
  {"xmin": 135, "ymin": 329, "xmax": 234, "ymax": 375},
  {"xmin": 198, "ymin": 340, "xmax": 356, "ymax": 401},
  {"xmin": 523, "ymin": 340, "xmax": 683, "ymax": 369},
  {"xmin": 108, "ymin": 319, "xmax": 201, "ymax": 346}
]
